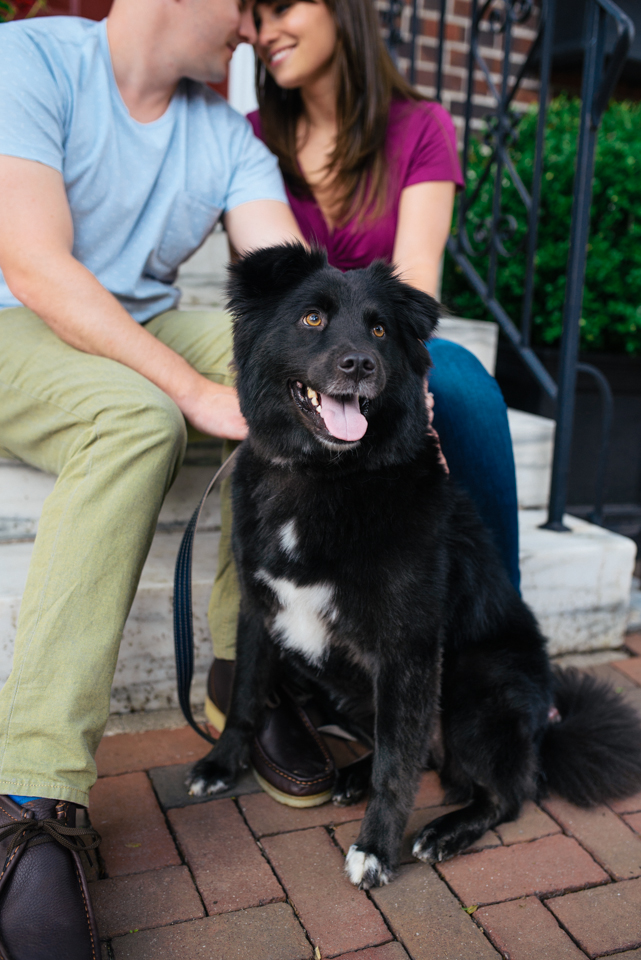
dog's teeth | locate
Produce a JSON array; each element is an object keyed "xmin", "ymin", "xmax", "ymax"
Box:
[
  {"xmin": 307, "ymin": 387, "xmax": 318, "ymax": 401},
  {"xmin": 296, "ymin": 381, "xmax": 303, "ymax": 388}
]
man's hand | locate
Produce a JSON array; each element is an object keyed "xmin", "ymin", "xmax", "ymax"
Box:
[{"xmin": 181, "ymin": 380, "xmax": 248, "ymax": 441}]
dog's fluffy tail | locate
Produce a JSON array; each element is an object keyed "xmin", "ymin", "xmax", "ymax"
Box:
[{"xmin": 539, "ymin": 667, "xmax": 641, "ymax": 807}]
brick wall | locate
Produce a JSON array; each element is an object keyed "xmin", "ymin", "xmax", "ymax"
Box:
[
  {"xmin": 27, "ymin": 0, "xmax": 541, "ymax": 140},
  {"xmin": 46, "ymin": 0, "xmax": 111, "ymax": 17},
  {"xmin": 390, "ymin": 0, "xmax": 542, "ymax": 140}
]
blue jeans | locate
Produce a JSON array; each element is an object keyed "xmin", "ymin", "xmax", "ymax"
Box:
[{"xmin": 428, "ymin": 338, "xmax": 520, "ymax": 592}]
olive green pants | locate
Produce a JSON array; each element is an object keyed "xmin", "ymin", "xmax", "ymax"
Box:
[{"xmin": 0, "ymin": 306, "xmax": 240, "ymax": 806}]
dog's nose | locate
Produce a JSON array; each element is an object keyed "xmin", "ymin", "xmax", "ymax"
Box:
[{"xmin": 337, "ymin": 352, "xmax": 377, "ymax": 380}]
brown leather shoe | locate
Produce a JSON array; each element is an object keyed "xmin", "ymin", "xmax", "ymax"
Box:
[
  {"xmin": 205, "ymin": 660, "xmax": 335, "ymax": 807},
  {"xmin": 250, "ymin": 691, "xmax": 336, "ymax": 807},
  {"xmin": 0, "ymin": 795, "xmax": 101, "ymax": 960}
]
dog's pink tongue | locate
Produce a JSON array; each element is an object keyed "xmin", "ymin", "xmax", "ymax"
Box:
[{"xmin": 318, "ymin": 393, "xmax": 368, "ymax": 441}]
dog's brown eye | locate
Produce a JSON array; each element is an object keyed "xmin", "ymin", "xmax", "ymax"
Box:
[
  {"xmin": 303, "ymin": 312, "xmax": 323, "ymax": 327},
  {"xmin": 372, "ymin": 325, "xmax": 386, "ymax": 338}
]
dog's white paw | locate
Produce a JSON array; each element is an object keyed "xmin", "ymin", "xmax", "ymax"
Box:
[
  {"xmin": 412, "ymin": 835, "xmax": 435, "ymax": 862},
  {"xmin": 412, "ymin": 825, "xmax": 453, "ymax": 863},
  {"xmin": 186, "ymin": 776, "xmax": 207, "ymax": 797},
  {"xmin": 186, "ymin": 777, "xmax": 229, "ymax": 798},
  {"xmin": 344, "ymin": 845, "xmax": 392, "ymax": 889}
]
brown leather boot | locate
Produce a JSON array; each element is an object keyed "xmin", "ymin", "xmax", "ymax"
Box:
[
  {"xmin": 0, "ymin": 795, "xmax": 101, "ymax": 960},
  {"xmin": 205, "ymin": 659, "xmax": 335, "ymax": 807}
]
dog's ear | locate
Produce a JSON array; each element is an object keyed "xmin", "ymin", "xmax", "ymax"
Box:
[
  {"xmin": 367, "ymin": 262, "xmax": 440, "ymax": 374},
  {"xmin": 395, "ymin": 282, "xmax": 440, "ymax": 343},
  {"xmin": 398, "ymin": 285, "xmax": 439, "ymax": 375},
  {"xmin": 227, "ymin": 242, "xmax": 327, "ymax": 312}
]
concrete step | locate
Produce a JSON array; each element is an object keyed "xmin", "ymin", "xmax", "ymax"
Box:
[
  {"xmin": 0, "ymin": 288, "xmax": 632, "ymax": 709},
  {"xmin": 435, "ymin": 314, "xmax": 556, "ymax": 511},
  {"xmin": 0, "ymin": 505, "xmax": 221, "ymax": 714},
  {"xmin": 629, "ymin": 577, "xmax": 641, "ymax": 632},
  {"xmin": 0, "ymin": 456, "xmax": 222, "ymax": 542},
  {"xmin": 508, "ymin": 409, "xmax": 555, "ymax": 510},
  {"xmin": 519, "ymin": 509, "xmax": 636, "ymax": 655},
  {"xmin": 0, "ymin": 411, "xmax": 557, "ymax": 545},
  {"xmin": 438, "ymin": 316, "xmax": 498, "ymax": 376},
  {"xmin": 0, "ymin": 452, "xmax": 223, "ymax": 713},
  {"xmin": 0, "ymin": 497, "xmax": 635, "ymax": 712},
  {"xmin": 176, "ymin": 226, "xmax": 228, "ymax": 311}
]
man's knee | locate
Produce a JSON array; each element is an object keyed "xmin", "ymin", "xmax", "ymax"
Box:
[{"xmin": 104, "ymin": 387, "xmax": 188, "ymax": 477}]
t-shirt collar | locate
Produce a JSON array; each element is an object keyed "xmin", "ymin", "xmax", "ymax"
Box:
[{"xmin": 98, "ymin": 18, "xmax": 178, "ymax": 130}]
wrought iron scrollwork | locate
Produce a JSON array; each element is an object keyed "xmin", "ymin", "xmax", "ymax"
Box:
[
  {"xmin": 382, "ymin": 0, "xmax": 419, "ymax": 80},
  {"xmin": 483, "ymin": 0, "xmax": 534, "ymax": 33},
  {"xmin": 445, "ymin": 0, "xmax": 630, "ymax": 528},
  {"xmin": 482, "ymin": 112, "xmax": 521, "ymax": 151},
  {"xmin": 381, "ymin": 0, "xmax": 406, "ymax": 60},
  {"xmin": 464, "ymin": 212, "xmax": 522, "ymax": 259},
  {"xmin": 383, "ymin": 0, "xmax": 632, "ymax": 526}
]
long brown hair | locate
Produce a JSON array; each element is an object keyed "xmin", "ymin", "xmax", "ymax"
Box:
[{"xmin": 255, "ymin": 0, "xmax": 423, "ymax": 226}]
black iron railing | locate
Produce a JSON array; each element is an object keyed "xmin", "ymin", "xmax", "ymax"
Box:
[{"xmin": 385, "ymin": 0, "xmax": 634, "ymax": 529}]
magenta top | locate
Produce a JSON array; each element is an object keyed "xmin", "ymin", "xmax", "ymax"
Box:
[{"xmin": 247, "ymin": 99, "xmax": 463, "ymax": 272}]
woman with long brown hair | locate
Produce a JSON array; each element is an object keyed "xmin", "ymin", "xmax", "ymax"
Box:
[
  {"xmin": 203, "ymin": 0, "xmax": 520, "ymax": 808},
  {"xmin": 251, "ymin": 0, "xmax": 459, "ymax": 295}
]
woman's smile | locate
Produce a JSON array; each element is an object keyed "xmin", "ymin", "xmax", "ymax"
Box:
[
  {"xmin": 254, "ymin": 0, "xmax": 337, "ymax": 90},
  {"xmin": 269, "ymin": 45, "xmax": 296, "ymax": 67}
]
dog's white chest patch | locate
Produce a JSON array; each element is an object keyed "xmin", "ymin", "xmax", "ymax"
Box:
[
  {"xmin": 256, "ymin": 570, "xmax": 335, "ymax": 664},
  {"xmin": 278, "ymin": 520, "xmax": 299, "ymax": 559}
]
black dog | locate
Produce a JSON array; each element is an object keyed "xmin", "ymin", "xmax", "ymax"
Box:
[{"xmin": 186, "ymin": 243, "xmax": 641, "ymax": 889}]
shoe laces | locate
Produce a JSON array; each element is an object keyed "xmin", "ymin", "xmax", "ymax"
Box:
[{"xmin": 0, "ymin": 811, "xmax": 101, "ymax": 859}]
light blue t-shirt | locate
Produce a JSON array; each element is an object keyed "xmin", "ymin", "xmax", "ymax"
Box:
[{"xmin": 0, "ymin": 17, "xmax": 287, "ymax": 322}]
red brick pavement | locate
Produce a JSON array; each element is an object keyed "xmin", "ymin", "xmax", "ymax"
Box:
[{"xmin": 89, "ymin": 644, "xmax": 641, "ymax": 959}]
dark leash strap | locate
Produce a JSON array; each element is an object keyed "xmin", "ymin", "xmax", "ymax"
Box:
[{"xmin": 174, "ymin": 447, "xmax": 239, "ymax": 745}]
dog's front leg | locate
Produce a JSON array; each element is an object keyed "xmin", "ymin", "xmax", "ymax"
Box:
[
  {"xmin": 186, "ymin": 602, "xmax": 274, "ymax": 797},
  {"xmin": 344, "ymin": 653, "xmax": 438, "ymax": 889}
]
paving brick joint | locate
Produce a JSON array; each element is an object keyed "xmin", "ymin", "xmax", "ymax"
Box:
[{"xmin": 89, "ymin": 641, "xmax": 641, "ymax": 959}]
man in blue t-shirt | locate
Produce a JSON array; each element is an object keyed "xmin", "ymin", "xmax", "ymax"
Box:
[{"xmin": 0, "ymin": 1, "xmax": 304, "ymax": 954}]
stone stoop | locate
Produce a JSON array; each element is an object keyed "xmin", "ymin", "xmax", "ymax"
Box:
[
  {"xmin": 438, "ymin": 312, "xmax": 636, "ymax": 650},
  {"xmin": 176, "ymin": 224, "xmax": 228, "ymax": 310},
  {"xmin": 630, "ymin": 577, "xmax": 641, "ymax": 632},
  {"xmin": 0, "ymin": 456, "xmax": 222, "ymax": 713},
  {"xmin": 438, "ymin": 316, "xmax": 498, "ymax": 376},
  {"xmin": 0, "ymin": 454, "xmax": 636, "ymax": 712},
  {"xmin": 519, "ymin": 511, "xmax": 636, "ymax": 655},
  {"xmin": 508, "ymin": 409, "xmax": 555, "ymax": 510},
  {"xmin": 0, "ymin": 236, "xmax": 636, "ymax": 710}
]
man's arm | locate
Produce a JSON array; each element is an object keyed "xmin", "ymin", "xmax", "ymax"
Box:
[
  {"xmin": 0, "ymin": 156, "xmax": 303, "ymax": 439},
  {"xmin": 224, "ymin": 199, "xmax": 303, "ymax": 253}
]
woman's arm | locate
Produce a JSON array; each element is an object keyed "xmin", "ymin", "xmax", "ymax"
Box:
[{"xmin": 391, "ymin": 180, "xmax": 456, "ymax": 299}]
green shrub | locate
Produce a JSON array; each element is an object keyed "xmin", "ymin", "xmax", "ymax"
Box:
[{"xmin": 441, "ymin": 95, "xmax": 641, "ymax": 356}]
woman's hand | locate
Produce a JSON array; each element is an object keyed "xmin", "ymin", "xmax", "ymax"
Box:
[{"xmin": 424, "ymin": 380, "xmax": 449, "ymax": 472}]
